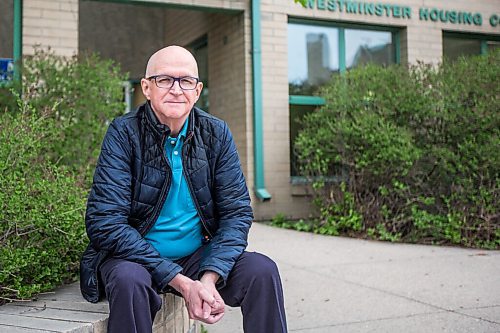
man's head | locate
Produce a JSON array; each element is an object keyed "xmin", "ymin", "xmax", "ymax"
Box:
[{"xmin": 141, "ymin": 46, "xmax": 203, "ymax": 132}]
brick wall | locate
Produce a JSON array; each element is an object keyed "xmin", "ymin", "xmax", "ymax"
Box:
[{"xmin": 23, "ymin": 0, "xmax": 78, "ymax": 56}]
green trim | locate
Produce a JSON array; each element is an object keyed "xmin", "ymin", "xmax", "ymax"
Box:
[
  {"xmin": 339, "ymin": 27, "xmax": 346, "ymax": 73},
  {"xmin": 251, "ymin": 0, "xmax": 271, "ymax": 202},
  {"xmin": 82, "ymin": 0, "xmax": 242, "ymax": 14},
  {"xmin": 289, "ymin": 95, "xmax": 325, "ymax": 105},
  {"xmin": 480, "ymin": 40, "xmax": 488, "ymax": 55},
  {"xmin": 13, "ymin": 0, "xmax": 22, "ymax": 82},
  {"xmin": 393, "ymin": 31, "xmax": 400, "ymax": 64}
]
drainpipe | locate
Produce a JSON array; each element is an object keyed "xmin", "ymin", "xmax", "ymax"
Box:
[
  {"xmin": 13, "ymin": 0, "xmax": 22, "ymax": 83},
  {"xmin": 251, "ymin": 0, "xmax": 271, "ymax": 201}
]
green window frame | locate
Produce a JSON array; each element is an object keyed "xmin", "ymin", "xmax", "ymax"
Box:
[{"xmin": 288, "ymin": 18, "xmax": 400, "ymax": 180}]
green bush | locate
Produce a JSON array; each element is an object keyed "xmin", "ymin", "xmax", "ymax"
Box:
[
  {"xmin": 295, "ymin": 51, "xmax": 499, "ymax": 249},
  {"xmin": 1, "ymin": 48, "xmax": 126, "ymax": 185},
  {"xmin": 0, "ymin": 50, "xmax": 127, "ymax": 303},
  {"xmin": 0, "ymin": 98, "xmax": 87, "ymax": 303}
]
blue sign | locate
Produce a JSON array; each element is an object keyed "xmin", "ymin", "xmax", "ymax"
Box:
[{"xmin": 0, "ymin": 58, "xmax": 14, "ymax": 81}]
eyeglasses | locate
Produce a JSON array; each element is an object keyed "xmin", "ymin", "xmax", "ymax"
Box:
[{"xmin": 146, "ymin": 75, "xmax": 199, "ymax": 90}]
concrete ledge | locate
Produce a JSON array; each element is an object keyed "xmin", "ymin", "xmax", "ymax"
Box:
[{"xmin": 0, "ymin": 283, "xmax": 199, "ymax": 333}]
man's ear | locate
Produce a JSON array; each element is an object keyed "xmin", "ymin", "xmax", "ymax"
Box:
[
  {"xmin": 195, "ymin": 82, "xmax": 204, "ymax": 101},
  {"xmin": 141, "ymin": 78, "xmax": 151, "ymax": 100}
]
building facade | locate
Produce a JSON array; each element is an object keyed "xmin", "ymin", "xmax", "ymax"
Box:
[{"xmin": 1, "ymin": 0, "xmax": 499, "ymax": 220}]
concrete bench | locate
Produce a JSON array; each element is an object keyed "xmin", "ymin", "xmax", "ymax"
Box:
[{"xmin": 0, "ymin": 282, "xmax": 199, "ymax": 332}]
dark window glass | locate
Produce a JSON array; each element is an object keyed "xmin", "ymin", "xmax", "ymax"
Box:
[
  {"xmin": 289, "ymin": 104, "xmax": 318, "ymax": 177},
  {"xmin": 487, "ymin": 41, "xmax": 500, "ymax": 52},
  {"xmin": 0, "ymin": 0, "xmax": 14, "ymax": 59},
  {"xmin": 443, "ymin": 36, "xmax": 482, "ymax": 61},
  {"xmin": 191, "ymin": 39, "xmax": 209, "ymax": 113}
]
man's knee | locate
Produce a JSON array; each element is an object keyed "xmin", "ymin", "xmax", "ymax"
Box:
[
  {"xmin": 102, "ymin": 259, "xmax": 152, "ymax": 296},
  {"xmin": 242, "ymin": 252, "xmax": 280, "ymax": 280}
]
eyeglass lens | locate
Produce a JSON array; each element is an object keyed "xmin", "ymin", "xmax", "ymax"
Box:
[{"xmin": 154, "ymin": 75, "xmax": 198, "ymax": 90}]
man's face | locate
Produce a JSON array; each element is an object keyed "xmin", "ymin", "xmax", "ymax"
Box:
[{"xmin": 141, "ymin": 49, "xmax": 203, "ymax": 126}]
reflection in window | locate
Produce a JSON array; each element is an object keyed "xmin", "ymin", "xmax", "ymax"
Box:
[
  {"xmin": 288, "ymin": 23, "xmax": 339, "ymax": 95},
  {"xmin": 443, "ymin": 36, "xmax": 481, "ymax": 61},
  {"xmin": 346, "ymin": 29, "xmax": 394, "ymax": 69}
]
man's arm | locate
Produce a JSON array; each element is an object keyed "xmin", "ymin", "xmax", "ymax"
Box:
[
  {"xmin": 85, "ymin": 119, "xmax": 182, "ymax": 290},
  {"xmin": 198, "ymin": 123, "xmax": 253, "ymax": 285}
]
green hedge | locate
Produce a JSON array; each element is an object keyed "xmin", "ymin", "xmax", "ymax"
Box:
[
  {"xmin": 0, "ymin": 50, "xmax": 126, "ymax": 303},
  {"xmin": 293, "ymin": 51, "xmax": 499, "ymax": 249},
  {"xmin": 0, "ymin": 99, "xmax": 87, "ymax": 302}
]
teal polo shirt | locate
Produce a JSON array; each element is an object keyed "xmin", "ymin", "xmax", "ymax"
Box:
[{"xmin": 145, "ymin": 118, "xmax": 202, "ymax": 260}]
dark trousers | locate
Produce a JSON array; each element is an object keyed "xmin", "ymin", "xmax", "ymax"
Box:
[{"xmin": 100, "ymin": 246, "xmax": 288, "ymax": 333}]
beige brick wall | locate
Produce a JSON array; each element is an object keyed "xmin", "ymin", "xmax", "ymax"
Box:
[
  {"xmin": 23, "ymin": 0, "xmax": 78, "ymax": 57},
  {"xmin": 253, "ymin": 8, "xmax": 316, "ymax": 219}
]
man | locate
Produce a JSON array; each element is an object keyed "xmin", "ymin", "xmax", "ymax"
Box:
[{"xmin": 80, "ymin": 45, "xmax": 287, "ymax": 333}]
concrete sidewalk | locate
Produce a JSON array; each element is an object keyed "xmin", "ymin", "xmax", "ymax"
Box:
[{"xmin": 207, "ymin": 223, "xmax": 500, "ymax": 333}]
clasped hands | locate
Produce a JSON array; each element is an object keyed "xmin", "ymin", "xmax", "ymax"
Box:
[{"xmin": 169, "ymin": 271, "xmax": 225, "ymax": 324}]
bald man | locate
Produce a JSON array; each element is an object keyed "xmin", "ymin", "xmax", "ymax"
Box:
[{"xmin": 80, "ymin": 46, "xmax": 288, "ymax": 333}]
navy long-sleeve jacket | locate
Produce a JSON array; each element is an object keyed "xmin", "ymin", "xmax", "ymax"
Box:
[{"xmin": 80, "ymin": 102, "xmax": 253, "ymax": 303}]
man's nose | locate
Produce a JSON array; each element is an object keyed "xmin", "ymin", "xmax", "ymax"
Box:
[{"xmin": 169, "ymin": 81, "xmax": 183, "ymax": 94}]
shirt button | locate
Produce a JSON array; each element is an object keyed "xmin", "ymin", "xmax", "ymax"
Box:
[
  {"xmin": 173, "ymin": 151, "xmax": 179, "ymax": 155},
  {"xmin": 170, "ymin": 140, "xmax": 175, "ymax": 145}
]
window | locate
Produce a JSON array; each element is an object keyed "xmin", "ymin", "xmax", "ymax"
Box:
[
  {"xmin": 189, "ymin": 36, "xmax": 209, "ymax": 113},
  {"xmin": 288, "ymin": 20, "xmax": 399, "ymax": 178},
  {"xmin": 443, "ymin": 32, "xmax": 500, "ymax": 61}
]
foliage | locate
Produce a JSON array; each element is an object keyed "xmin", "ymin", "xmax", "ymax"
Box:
[
  {"xmin": 294, "ymin": 51, "xmax": 500, "ymax": 249},
  {"xmin": 271, "ymin": 213, "xmax": 313, "ymax": 232},
  {"xmin": 293, "ymin": 0, "xmax": 307, "ymax": 7},
  {"xmin": 0, "ymin": 48, "xmax": 126, "ymax": 186},
  {"xmin": 0, "ymin": 50, "xmax": 127, "ymax": 303},
  {"xmin": 0, "ymin": 97, "xmax": 87, "ymax": 303}
]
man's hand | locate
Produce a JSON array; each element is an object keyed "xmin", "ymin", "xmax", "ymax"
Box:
[
  {"xmin": 169, "ymin": 273, "xmax": 224, "ymax": 324},
  {"xmin": 200, "ymin": 271, "xmax": 225, "ymax": 323}
]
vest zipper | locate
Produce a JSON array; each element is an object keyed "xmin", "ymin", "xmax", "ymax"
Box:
[
  {"xmin": 182, "ymin": 132, "xmax": 213, "ymax": 239},
  {"xmin": 140, "ymin": 133, "xmax": 171, "ymax": 236}
]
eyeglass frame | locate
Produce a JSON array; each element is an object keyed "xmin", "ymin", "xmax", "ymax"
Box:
[{"xmin": 146, "ymin": 74, "xmax": 200, "ymax": 90}]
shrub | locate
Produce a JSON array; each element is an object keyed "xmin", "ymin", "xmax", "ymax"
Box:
[
  {"xmin": 0, "ymin": 98, "xmax": 87, "ymax": 303},
  {"xmin": 295, "ymin": 51, "xmax": 499, "ymax": 248},
  {"xmin": 0, "ymin": 50, "xmax": 127, "ymax": 303},
  {"xmin": 0, "ymin": 48, "xmax": 127, "ymax": 186}
]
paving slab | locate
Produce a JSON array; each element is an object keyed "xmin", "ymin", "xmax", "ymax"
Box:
[
  {"xmin": 0, "ymin": 313, "xmax": 93, "ymax": 332},
  {"xmin": 0, "ymin": 326, "xmax": 56, "ymax": 333},
  {"xmin": 291, "ymin": 311, "xmax": 500, "ymax": 333},
  {"xmin": 206, "ymin": 223, "xmax": 500, "ymax": 333}
]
